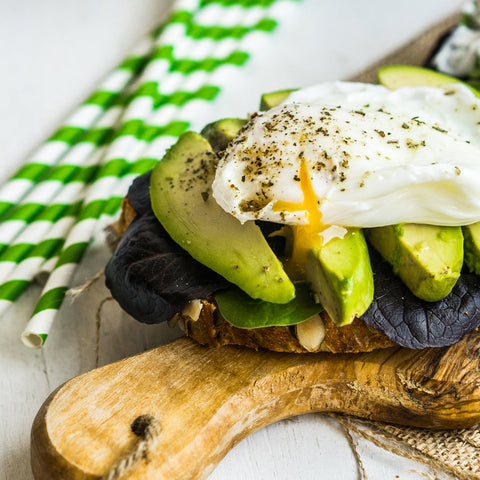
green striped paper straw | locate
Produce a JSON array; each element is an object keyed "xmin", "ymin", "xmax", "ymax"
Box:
[
  {"xmin": 0, "ymin": 203, "xmax": 83, "ymax": 315},
  {"xmin": 0, "ymin": 140, "xmax": 131, "ymax": 312},
  {"xmin": 0, "ymin": 195, "xmax": 87, "ymax": 284},
  {"xmin": 21, "ymin": 0, "xmax": 299, "ymax": 347},
  {"xmin": 0, "ymin": 109, "xmax": 118, "ymax": 265},
  {"xmin": 0, "ymin": 149, "xmax": 106, "ymax": 311},
  {"xmin": 0, "ymin": 31, "xmax": 157, "ymax": 223},
  {"xmin": 0, "ymin": 83, "xmax": 136, "ymax": 273},
  {"xmin": 0, "ymin": 22, "xmax": 161, "ymax": 321},
  {"xmin": 21, "ymin": 172, "xmax": 145, "ymax": 348},
  {"xmin": 0, "ymin": 168, "xmax": 101, "ymax": 285},
  {"xmin": 0, "ymin": 84, "xmax": 140, "ymax": 308}
]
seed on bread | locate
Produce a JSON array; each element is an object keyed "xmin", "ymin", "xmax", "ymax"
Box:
[
  {"xmin": 182, "ymin": 299, "xmax": 203, "ymax": 322},
  {"xmin": 295, "ymin": 314, "xmax": 326, "ymax": 352}
]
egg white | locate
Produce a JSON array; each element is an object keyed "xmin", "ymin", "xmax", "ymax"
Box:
[{"xmin": 212, "ymin": 82, "xmax": 480, "ymax": 229}]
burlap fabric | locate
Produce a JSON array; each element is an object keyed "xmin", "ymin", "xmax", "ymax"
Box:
[
  {"xmin": 332, "ymin": 415, "xmax": 480, "ymax": 479},
  {"xmin": 345, "ymin": 13, "xmax": 480, "ymax": 479}
]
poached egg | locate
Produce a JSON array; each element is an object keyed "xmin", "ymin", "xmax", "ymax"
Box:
[{"xmin": 211, "ymin": 82, "xmax": 480, "ymax": 277}]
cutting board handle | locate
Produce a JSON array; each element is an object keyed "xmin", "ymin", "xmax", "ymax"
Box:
[{"xmin": 31, "ymin": 336, "xmax": 480, "ymax": 479}]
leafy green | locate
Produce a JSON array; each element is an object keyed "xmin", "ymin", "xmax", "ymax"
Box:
[{"xmin": 214, "ymin": 284, "xmax": 322, "ymax": 329}]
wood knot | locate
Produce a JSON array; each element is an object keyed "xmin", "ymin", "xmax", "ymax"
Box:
[
  {"xmin": 101, "ymin": 414, "xmax": 161, "ymax": 480},
  {"xmin": 131, "ymin": 414, "xmax": 157, "ymax": 438}
]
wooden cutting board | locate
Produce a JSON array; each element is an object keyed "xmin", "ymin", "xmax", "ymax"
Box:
[
  {"xmin": 31, "ymin": 12, "xmax": 475, "ymax": 480},
  {"xmin": 31, "ymin": 333, "xmax": 480, "ymax": 479}
]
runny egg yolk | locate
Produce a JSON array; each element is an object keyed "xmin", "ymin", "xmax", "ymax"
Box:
[{"xmin": 273, "ymin": 158, "xmax": 327, "ymax": 281}]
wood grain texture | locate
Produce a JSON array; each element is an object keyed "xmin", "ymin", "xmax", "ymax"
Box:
[{"xmin": 32, "ymin": 331, "xmax": 480, "ymax": 480}]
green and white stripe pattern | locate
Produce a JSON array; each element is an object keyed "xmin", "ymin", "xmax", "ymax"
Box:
[
  {"xmin": 4, "ymin": 31, "xmax": 160, "ymax": 342},
  {"xmin": 14, "ymin": 0, "xmax": 301, "ymax": 348},
  {"xmin": 0, "ymin": 98, "xmax": 127, "ymax": 314}
]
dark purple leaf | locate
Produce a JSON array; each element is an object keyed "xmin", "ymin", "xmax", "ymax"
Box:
[
  {"xmin": 361, "ymin": 249, "xmax": 480, "ymax": 349},
  {"xmin": 105, "ymin": 210, "xmax": 229, "ymax": 324},
  {"xmin": 127, "ymin": 172, "xmax": 152, "ymax": 215}
]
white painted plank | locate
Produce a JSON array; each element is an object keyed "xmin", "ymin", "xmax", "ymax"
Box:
[{"xmin": 0, "ymin": 284, "xmax": 49, "ymax": 479}]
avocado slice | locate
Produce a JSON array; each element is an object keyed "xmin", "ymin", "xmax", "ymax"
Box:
[
  {"xmin": 377, "ymin": 65, "xmax": 480, "ymax": 97},
  {"xmin": 305, "ymin": 229, "xmax": 374, "ymax": 326},
  {"xmin": 365, "ymin": 224, "xmax": 463, "ymax": 302},
  {"xmin": 260, "ymin": 88, "xmax": 297, "ymax": 110},
  {"xmin": 463, "ymin": 223, "xmax": 480, "ymax": 274},
  {"xmin": 464, "ymin": 222, "xmax": 480, "ymax": 275},
  {"xmin": 150, "ymin": 132, "xmax": 295, "ymax": 304},
  {"xmin": 200, "ymin": 118, "xmax": 247, "ymax": 153},
  {"xmin": 378, "ymin": 64, "xmax": 480, "ymax": 277}
]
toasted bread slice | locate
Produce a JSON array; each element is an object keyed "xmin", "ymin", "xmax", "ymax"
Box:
[
  {"xmin": 109, "ymin": 196, "xmax": 394, "ymax": 354},
  {"xmin": 176, "ymin": 299, "xmax": 394, "ymax": 353}
]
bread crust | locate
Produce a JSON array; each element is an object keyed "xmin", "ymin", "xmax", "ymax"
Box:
[
  {"xmin": 106, "ymin": 196, "xmax": 137, "ymax": 250},
  {"xmin": 179, "ymin": 300, "xmax": 394, "ymax": 353},
  {"xmin": 112, "ymin": 196, "xmax": 394, "ymax": 354}
]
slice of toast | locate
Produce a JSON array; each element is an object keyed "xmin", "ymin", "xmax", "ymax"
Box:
[{"xmin": 178, "ymin": 299, "xmax": 394, "ymax": 353}]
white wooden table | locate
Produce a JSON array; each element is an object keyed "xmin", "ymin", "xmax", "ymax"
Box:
[{"xmin": 0, "ymin": 1, "xmax": 466, "ymax": 478}]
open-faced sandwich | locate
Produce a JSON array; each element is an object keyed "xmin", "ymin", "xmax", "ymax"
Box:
[{"xmin": 105, "ymin": 66, "xmax": 480, "ymax": 354}]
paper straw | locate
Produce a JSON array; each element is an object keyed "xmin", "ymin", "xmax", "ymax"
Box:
[
  {"xmin": 21, "ymin": 0, "xmax": 296, "ymax": 347},
  {"xmin": 0, "ymin": 110, "xmax": 120, "ymax": 261},
  {"xmin": 0, "ymin": 80, "xmax": 139, "ymax": 269},
  {"xmin": 0, "ymin": 26, "xmax": 159, "ymax": 247},
  {"xmin": 0, "ymin": 23, "xmax": 162, "ymax": 317},
  {"xmin": 0, "ymin": 206, "xmax": 82, "ymax": 317},
  {"xmin": 0, "ymin": 81, "xmax": 140, "ymax": 307},
  {"xmin": 21, "ymin": 174, "xmax": 141, "ymax": 348},
  {"xmin": 0, "ymin": 143, "xmax": 111, "ymax": 311},
  {"xmin": 0, "ymin": 30, "xmax": 157, "ymax": 223}
]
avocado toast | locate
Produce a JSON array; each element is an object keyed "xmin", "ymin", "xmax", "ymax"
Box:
[{"xmin": 105, "ymin": 66, "xmax": 480, "ymax": 354}]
